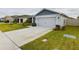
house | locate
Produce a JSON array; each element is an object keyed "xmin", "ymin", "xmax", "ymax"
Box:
[
  {"xmin": 2, "ymin": 15, "xmax": 30, "ymax": 24},
  {"xmin": 12, "ymin": 15, "xmax": 29, "ymax": 23},
  {"xmin": 4, "ymin": 16, "xmax": 14, "ymax": 24},
  {"xmin": 11, "ymin": 15, "xmax": 29, "ymax": 23},
  {"xmin": 32, "ymin": 9, "xmax": 69, "ymax": 28}
]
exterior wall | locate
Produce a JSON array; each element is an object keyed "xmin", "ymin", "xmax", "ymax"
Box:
[
  {"xmin": 60, "ymin": 15, "xmax": 65, "ymax": 26},
  {"xmin": 56, "ymin": 15, "xmax": 65, "ymax": 27},
  {"xmin": 4, "ymin": 16, "xmax": 14, "ymax": 24},
  {"xmin": 22, "ymin": 18, "xmax": 28, "ymax": 22},
  {"xmin": 57, "ymin": 16, "xmax": 79, "ymax": 26},
  {"xmin": 65, "ymin": 18, "xmax": 79, "ymax": 26},
  {"xmin": 16, "ymin": 17, "xmax": 28, "ymax": 23},
  {"xmin": 35, "ymin": 14, "xmax": 67, "ymax": 27},
  {"xmin": 35, "ymin": 14, "xmax": 64, "ymax": 27},
  {"xmin": 35, "ymin": 14, "xmax": 79, "ymax": 27}
]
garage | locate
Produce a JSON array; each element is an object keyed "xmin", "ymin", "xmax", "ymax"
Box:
[
  {"xmin": 35, "ymin": 17, "xmax": 56, "ymax": 28},
  {"xmin": 32, "ymin": 9, "xmax": 66, "ymax": 28}
]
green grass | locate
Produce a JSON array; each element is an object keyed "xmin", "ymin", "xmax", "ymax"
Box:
[
  {"xmin": 21, "ymin": 26, "xmax": 79, "ymax": 50},
  {"xmin": 0, "ymin": 23, "xmax": 30, "ymax": 32}
]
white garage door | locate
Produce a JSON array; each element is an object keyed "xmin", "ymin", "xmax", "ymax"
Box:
[{"xmin": 36, "ymin": 17, "xmax": 56, "ymax": 28}]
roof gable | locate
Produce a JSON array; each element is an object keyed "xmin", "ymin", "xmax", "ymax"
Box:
[{"xmin": 35, "ymin": 9, "xmax": 59, "ymax": 16}]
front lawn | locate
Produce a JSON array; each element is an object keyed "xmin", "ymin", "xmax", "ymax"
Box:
[
  {"xmin": 0, "ymin": 23, "xmax": 30, "ymax": 32},
  {"xmin": 21, "ymin": 26, "xmax": 79, "ymax": 50}
]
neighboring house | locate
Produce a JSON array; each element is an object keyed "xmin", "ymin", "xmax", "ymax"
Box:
[
  {"xmin": 2, "ymin": 15, "xmax": 30, "ymax": 24},
  {"xmin": 4, "ymin": 16, "xmax": 14, "ymax": 24},
  {"xmin": 13, "ymin": 16, "xmax": 28, "ymax": 23},
  {"xmin": 12, "ymin": 15, "xmax": 29, "ymax": 23},
  {"xmin": 32, "ymin": 9, "xmax": 70, "ymax": 28},
  {"xmin": 0, "ymin": 18, "xmax": 5, "ymax": 21}
]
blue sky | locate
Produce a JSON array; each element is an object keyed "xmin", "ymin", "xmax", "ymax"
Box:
[{"xmin": 0, "ymin": 8, "xmax": 79, "ymax": 18}]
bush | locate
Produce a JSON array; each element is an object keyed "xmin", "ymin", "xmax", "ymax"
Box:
[
  {"xmin": 32, "ymin": 23, "xmax": 36, "ymax": 26},
  {"xmin": 13, "ymin": 19, "xmax": 17, "ymax": 24},
  {"xmin": 0, "ymin": 20, "xmax": 1, "ymax": 22},
  {"xmin": 54, "ymin": 25, "xmax": 60, "ymax": 30},
  {"xmin": 54, "ymin": 25, "xmax": 65, "ymax": 31},
  {"xmin": 22, "ymin": 23, "xmax": 31, "ymax": 26},
  {"xmin": 4, "ymin": 20, "xmax": 9, "ymax": 23},
  {"xmin": 22, "ymin": 19, "xmax": 32, "ymax": 26},
  {"xmin": 0, "ymin": 20, "xmax": 4, "ymax": 22},
  {"xmin": 22, "ymin": 21, "xmax": 31, "ymax": 27},
  {"xmin": 26, "ymin": 19, "xmax": 32, "ymax": 23}
]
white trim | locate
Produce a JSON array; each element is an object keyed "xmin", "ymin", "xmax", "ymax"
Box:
[
  {"xmin": 36, "ymin": 14, "xmax": 58, "ymax": 18},
  {"xmin": 32, "ymin": 17, "xmax": 33, "ymax": 23}
]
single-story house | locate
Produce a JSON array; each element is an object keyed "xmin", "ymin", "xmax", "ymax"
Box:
[
  {"xmin": 12, "ymin": 15, "xmax": 29, "ymax": 23},
  {"xmin": 32, "ymin": 9, "xmax": 69, "ymax": 28},
  {"xmin": 4, "ymin": 16, "xmax": 14, "ymax": 24},
  {"xmin": 3, "ymin": 15, "xmax": 30, "ymax": 24}
]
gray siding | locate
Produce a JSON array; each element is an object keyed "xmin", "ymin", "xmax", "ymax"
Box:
[
  {"xmin": 65, "ymin": 18, "xmax": 79, "ymax": 26},
  {"xmin": 35, "ymin": 9, "xmax": 59, "ymax": 16}
]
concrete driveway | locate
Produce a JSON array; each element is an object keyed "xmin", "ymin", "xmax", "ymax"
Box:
[
  {"xmin": 5, "ymin": 27, "xmax": 52, "ymax": 47},
  {"xmin": 0, "ymin": 31, "xmax": 20, "ymax": 50}
]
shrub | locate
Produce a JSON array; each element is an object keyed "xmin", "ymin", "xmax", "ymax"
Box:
[
  {"xmin": 4, "ymin": 20, "xmax": 9, "ymax": 23},
  {"xmin": 54, "ymin": 25, "xmax": 65, "ymax": 31},
  {"xmin": 22, "ymin": 23, "xmax": 31, "ymax": 26},
  {"xmin": 0, "ymin": 20, "xmax": 4, "ymax": 22},
  {"xmin": 54, "ymin": 25, "xmax": 60, "ymax": 30},
  {"xmin": 22, "ymin": 20, "xmax": 32, "ymax": 26},
  {"xmin": 13, "ymin": 19, "xmax": 17, "ymax": 24},
  {"xmin": 32, "ymin": 23, "xmax": 36, "ymax": 26},
  {"xmin": 26, "ymin": 19, "xmax": 32, "ymax": 23}
]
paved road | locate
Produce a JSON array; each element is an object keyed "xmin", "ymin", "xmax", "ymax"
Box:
[
  {"xmin": 5, "ymin": 27, "xmax": 52, "ymax": 47},
  {"xmin": 0, "ymin": 31, "xmax": 20, "ymax": 50}
]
